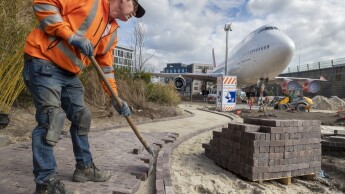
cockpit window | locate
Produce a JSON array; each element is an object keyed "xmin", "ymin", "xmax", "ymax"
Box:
[{"xmin": 258, "ymin": 26, "xmax": 279, "ymax": 33}]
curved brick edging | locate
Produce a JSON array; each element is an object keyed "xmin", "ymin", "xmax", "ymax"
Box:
[
  {"xmin": 196, "ymin": 108, "xmax": 235, "ymax": 121},
  {"xmin": 155, "ymin": 123, "xmax": 228, "ymax": 194},
  {"xmin": 91, "ymin": 109, "xmax": 195, "ymax": 132}
]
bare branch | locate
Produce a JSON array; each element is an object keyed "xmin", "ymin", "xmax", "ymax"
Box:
[{"xmin": 127, "ymin": 19, "xmax": 155, "ymax": 72}]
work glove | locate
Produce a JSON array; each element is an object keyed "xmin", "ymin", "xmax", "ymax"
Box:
[
  {"xmin": 113, "ymin": 100, "xmax": 132, "ymax": 116},
  {"xmin": 68, "ymin": 34, "xmax": 94, "ymax": 56}
]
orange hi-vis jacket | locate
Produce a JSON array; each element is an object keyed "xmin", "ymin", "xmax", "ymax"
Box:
[{"xmin": 24, "ymin": 0, "xmax": 119, "ymax": 95}]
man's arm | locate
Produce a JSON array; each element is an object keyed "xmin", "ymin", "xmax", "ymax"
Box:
[
  {"xmin": 95, "ymin": 30, "xmax": 119, "ymax": 96},
  {"xmin": 95, "ymin": 48, "xmax": 131, "ymax": 116},
  {"xmin": 33, "ymin": 0, "xmax": 79, "ymax": 41}
]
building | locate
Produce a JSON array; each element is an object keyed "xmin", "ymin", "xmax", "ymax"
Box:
[
  {"xmin": 163, "ymin": 63, "xmax": 190, "ymax": 73},
  {"xmin": 113, "ymin": 45, "xmax": 134, "ymax": 70},
  {"xmin": 190, "ymin": 63, "xmax": 213, "ymax": 94},
  {"xmin": 161, "ymin": 62, "xmax": 213, "ymax": 94}
]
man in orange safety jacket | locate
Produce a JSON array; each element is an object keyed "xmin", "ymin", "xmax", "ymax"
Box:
[{"xmin": 22, "ymin": 0, "xmax": 145, "ymax": 193}]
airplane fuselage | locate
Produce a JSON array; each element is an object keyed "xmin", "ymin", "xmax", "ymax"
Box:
[
  {"xmin": 153, "ymin": 25, "xmax": 303, "ymax": 93},
  {"xmin": 213, "ymin": 25, "xmax": 295, "ymax": 87}
]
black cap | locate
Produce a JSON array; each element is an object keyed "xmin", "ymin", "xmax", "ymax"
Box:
[{"xmin": 133, "ymin": 0, "xmax": 145, "ymax": 18}]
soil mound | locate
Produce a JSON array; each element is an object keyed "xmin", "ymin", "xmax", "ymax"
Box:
[{"xmin": 312, "ymin": 96, "xmax": 345, "ymax": 111}]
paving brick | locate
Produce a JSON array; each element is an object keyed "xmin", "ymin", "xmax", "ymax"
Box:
[
  {"xmin": 243, "ymin": 118, "xmax": 261, "ymax": 125},
  {"xmin": 334, "ymin": 130, "xmax": 345, "ymax": 136},
  {"xmin": 260, "ymin": 126, "xmax": 286, "ymax": 133},
  {"xmin": 328, "ymin": 136, "xmax": 345, "ymax": 143},
  {"xmin": 259, "ymin": 146, "xmax": 269, "ymax": 153},
  {"xmin": 156, "ymin": 179, "xmax": 165, "ymax": 192},
  {"xmin": 162, "ymin": 137, "xmax": 175, "ymax": 143},
  {"xmin": 270, "ymin": 140, "xmax": 285, "ymax": 147},
  {"xmin": 112, "ymin": 188, "xmax": 134, "ymax": 194},
  {"xmin": 251, "ymin": 140, "xmax": 271, "ymax": 146},
  {"xmin": 132, "ymin": 146, "xmax": 144, "ymax": 155},
  {"xmin": 260, "ymin": 119, "xmax": 282, "ymax": 127},
  {"xmin": 238, "ymin": 123, "xmax": 261, "ymax": 132}
]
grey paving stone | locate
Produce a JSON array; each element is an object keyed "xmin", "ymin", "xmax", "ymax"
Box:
[{"xmin": 0, "ymin": 131, "xmax": 174, "ymax": 193}]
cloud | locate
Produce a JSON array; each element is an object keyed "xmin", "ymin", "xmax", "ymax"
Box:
[{"xmin": 117, "ymin": 0, "xmax": 345, "ymax": 72}]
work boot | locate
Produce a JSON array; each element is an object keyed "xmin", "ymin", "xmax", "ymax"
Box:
[
  {"xmin": 72, "ymin": 163, "xmax": 111, "ymax": 182},
  {"xmin": 34, "ymin": 173, "xmax": 65, "ymax": 194}
]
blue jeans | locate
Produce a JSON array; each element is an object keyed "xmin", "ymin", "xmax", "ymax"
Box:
[{"xmin": 22, "ymin": 54, "xmax": 93, "ymax": 184}]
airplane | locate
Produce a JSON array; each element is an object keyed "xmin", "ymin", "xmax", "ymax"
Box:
[{"xmin": 152, "ymin": 25, "xmax": 326, "ymax": 96}]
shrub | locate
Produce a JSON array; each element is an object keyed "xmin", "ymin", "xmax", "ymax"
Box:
[
  {"xmin": 145, "ymin": 81, "xmax": 180, "ymax": 106},
  {"xmin": 81, "ymin": 68, "xmax": 180, "ymax": 110},
  {"xmin": 133, "ymin": 71, "xmax": 152, "ymax": 84}
]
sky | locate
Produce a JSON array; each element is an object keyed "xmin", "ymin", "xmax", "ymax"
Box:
[{"xmin": 116, "ymin": 0, "xmax": 345, "ymax": 73}]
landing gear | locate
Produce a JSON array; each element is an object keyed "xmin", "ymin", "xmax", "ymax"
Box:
[{"xmin": 257, "ymin": 78, "xmax": 269, "ymax": 115}]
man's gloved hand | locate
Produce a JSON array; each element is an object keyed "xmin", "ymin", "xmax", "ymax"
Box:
[
  {"xmin": 113, "ymin": 100, "xmax": 131, "ymax": 116},
  {"xmin": 68, "ymin": 34, "xmax": 94, "ymax": 56}
]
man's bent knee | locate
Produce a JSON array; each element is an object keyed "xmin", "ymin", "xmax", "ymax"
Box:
[
  {"xmin": 75, "ymin": 108, "xmax": 92, "ymax": 135},
  {"xmin": 45, "ymin": 107, "xmax": 65, "ymax": 146}
]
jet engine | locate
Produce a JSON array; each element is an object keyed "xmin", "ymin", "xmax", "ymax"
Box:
[
  {"xmin": 281, "ymin": 80, "xmax": 301, "ymax": 94},
  {"xmin": 302, "ymin": 80, "xmax": 320, "ymax": 93},
  {"xmin": 173, "ymin": 76, "xmax": 186, "ymax": 90}
]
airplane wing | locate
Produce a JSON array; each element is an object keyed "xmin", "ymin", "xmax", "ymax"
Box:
[
  {"xmin": 151, "ymin": 72, "xmax": 222, "ymax": 82},
  {"xmin": 274, "ymin": 75, "xmax": 327, "ymax": 83}
]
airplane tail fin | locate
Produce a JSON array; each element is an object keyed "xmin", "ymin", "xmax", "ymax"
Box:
[{"xmin": 212, "ymin": 48, "xmax": 216, "ymax": 68}]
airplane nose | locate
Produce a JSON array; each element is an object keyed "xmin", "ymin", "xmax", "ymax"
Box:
[{"xmin": 271, "ymin": 33, "xmax": 295, "ymax": 69}]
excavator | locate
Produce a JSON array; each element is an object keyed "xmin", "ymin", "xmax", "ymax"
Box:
[{"xmin": 270, "ymin": 88, "xmax": 313, "ymax": 112}]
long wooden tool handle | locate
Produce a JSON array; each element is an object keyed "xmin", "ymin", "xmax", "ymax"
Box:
[{"xmin": 89, "ymin": 56, "xmax": 152, "ymax": 155}]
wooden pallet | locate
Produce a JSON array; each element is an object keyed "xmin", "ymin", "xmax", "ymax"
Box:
[{"xmin": 256, "ymin": 173, "xmax": 316, "ymax": 185}]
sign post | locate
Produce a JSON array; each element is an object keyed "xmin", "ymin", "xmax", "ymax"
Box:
[{"xmin": 216, "ymin": 76, "xmax": 237, "ymax": 112}]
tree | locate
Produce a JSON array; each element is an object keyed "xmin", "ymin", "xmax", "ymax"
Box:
[{"xmin": 128, "ymin": 20, "xmax": 155, "ymax": 72}]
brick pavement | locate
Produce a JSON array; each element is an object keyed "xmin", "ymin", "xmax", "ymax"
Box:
[{"xmin": 0, "ymin": 104, "xmax": 232, "ymax": 194}]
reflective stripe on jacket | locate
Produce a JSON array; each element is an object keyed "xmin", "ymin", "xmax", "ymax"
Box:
[{"xmin": 24, "ymin": 0, "xmax": 119, "ymax": 94}]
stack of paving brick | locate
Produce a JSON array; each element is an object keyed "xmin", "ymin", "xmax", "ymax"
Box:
[
  {"xmin": 321, "ymin": 130, "xmax": 345, "ymax": 152},
  {"xmin": 203, "ymin": 118, "xmax": 321, "ymax": 181}
]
